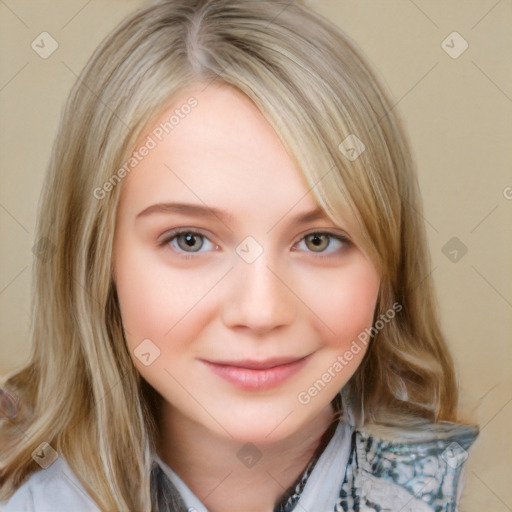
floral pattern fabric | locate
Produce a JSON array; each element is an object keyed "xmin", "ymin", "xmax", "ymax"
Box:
[{"xmin": 276, "ymin": 422, "xmax": 478, "ymax": 512}]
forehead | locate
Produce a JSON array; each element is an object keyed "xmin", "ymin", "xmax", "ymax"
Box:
[{"xmin": 117, "ymin": 83, "xmax": 360, "ymax": 236}]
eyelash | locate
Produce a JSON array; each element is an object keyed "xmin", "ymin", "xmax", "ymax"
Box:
[
  {"xmin": 159, "ymin": 228, "xmax": 216, "ymax": 260},
  {"xmin": 158, "ymin": 228, "xmax": 351, "ymax": 260}
]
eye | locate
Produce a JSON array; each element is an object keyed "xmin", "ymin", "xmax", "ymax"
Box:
[
  {"xmin": 176, "ymin": 232, "xmax": 204, "ymax": 252},
  {"xmin": 297, "ymin": 232, "xmax": 349, "ymax": 254},
  {"xmin": 160, "ymin": 229, "xmax": 216, "ymax": 254}
]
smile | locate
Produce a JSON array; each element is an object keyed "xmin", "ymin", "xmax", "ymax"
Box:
[{"xmin": 200, "ymin": 355, "xmax": 311, "ymax": 391}]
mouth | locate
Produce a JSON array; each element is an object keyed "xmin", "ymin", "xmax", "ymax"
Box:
[{"xmin": 199, "ymin": 354, "xmax": 312, "ymax": 391}]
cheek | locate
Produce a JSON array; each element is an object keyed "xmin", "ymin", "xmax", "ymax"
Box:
[
  {"xmin": 113, "ymin": 248, "xmax": 206, "ymax": 399},
  {"xmin": 113, "ymin": 240, "xmax": 178, "ymax": 346},
  {"xmin": 303, "ymin": 261, "xmax": 380, "ymax": 348},
  {"xmin": 115, "ymin": 259, "xmax": 167, "ymax": 339},
  {"xmin": 294, "ymin": 263, "xmax": 379, "ymax": 407},
  {"xmin": 113, "ymin": 243, "xmax": 218, "ymax": 355}
]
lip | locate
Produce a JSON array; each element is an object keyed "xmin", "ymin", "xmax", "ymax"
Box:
[{"xmin": 200, "ymin": 355, "xmax": 311, "ymax": 391}]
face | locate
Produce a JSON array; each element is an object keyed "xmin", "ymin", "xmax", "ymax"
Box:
[{"xmin": 112, "ymin": 83, "xmax": 380, "ymax": 444}]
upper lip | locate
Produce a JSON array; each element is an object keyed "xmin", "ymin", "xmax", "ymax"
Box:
[{"xmin": 202, "ymin": 355, "xmax": 310, "ymax": 370}]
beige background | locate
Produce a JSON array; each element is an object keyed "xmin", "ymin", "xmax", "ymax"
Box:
[{"xmin": 1, "ymin": 1, "xmax": 511, "ymax": 510}]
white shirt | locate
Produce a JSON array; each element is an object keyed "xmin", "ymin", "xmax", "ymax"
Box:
[
  {"xmin": 0, "ymin": 423, "xmax": 352, "ymax": 512},
  {"xmin": 0, "ymin": 456, "xmax": 101, "ymax": 512},
  {"xmin": 1, "ymin": 421, "xmax": 473, "ymax": 512}
]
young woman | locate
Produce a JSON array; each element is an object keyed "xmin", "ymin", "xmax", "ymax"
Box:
[{"xmin": 0, "ymin": 1, "xmax": 478, "ymax": 511}]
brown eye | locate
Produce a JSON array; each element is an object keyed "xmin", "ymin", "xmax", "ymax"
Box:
[
  {"xmin": 304, "ymin": 233, "xmax": 330, "ymax": 252},
  {"xmin": 176, "ymin": 232, "xmax": 204, "ymax": 252}
]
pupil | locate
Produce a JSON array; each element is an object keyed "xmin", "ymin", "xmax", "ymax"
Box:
[
  {"xmin": 307, "ymin": 233, "xmax": 328, "ymax": 252},
  {"xmin": 178, "ymin": 233, "xmax": 202, "ymax": 251}
]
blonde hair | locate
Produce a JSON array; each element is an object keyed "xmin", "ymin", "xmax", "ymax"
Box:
[{"xmin": 1, "ymin": 0, "xmax": 460, "ymax": 509}]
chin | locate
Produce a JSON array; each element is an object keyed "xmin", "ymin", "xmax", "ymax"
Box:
[
  {"xmin": 211, "ymin": 402, "xmax": 312, "ymax": 445},
  {"xmin": 223, "ymin": 420, "xmax": 298, "ymax": 445}
]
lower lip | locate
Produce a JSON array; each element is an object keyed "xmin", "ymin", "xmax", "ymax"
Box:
[{"xmin": 201, "ymin": 357, "xmax": 310, "ymax": 391}]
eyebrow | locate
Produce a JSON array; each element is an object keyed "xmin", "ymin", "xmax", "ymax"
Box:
[{"xmin": 135, "ymin": 201, "xmax": 328, "ymax": 225}]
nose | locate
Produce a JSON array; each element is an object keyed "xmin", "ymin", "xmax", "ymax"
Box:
[{"xmin": 221, "ymin": 255, "xmax": 297, "ymax": 335}]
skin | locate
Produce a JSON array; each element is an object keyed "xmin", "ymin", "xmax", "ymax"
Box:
[{"xmin": 112, "ymin": 83, "xmax": 380, "ymax": 512}]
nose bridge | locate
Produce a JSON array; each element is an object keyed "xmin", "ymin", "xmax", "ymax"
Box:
[
  {"xmin": 222, "ymin": 249, "xmax": 296, "ymax": 332},
  {"xmin": 242, "ymin": 254, "xmax": 281, "ymax": 299}
]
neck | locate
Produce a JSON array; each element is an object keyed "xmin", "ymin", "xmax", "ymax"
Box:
[{"xmin": 157, "ymin": 404, "xmax": 336, "ymax": 512}]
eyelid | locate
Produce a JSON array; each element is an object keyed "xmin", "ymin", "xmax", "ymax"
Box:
[
  {"xmin": 294, "ymin": 228, "xmax": 352, "ymax": 245},
  {"xmin": 158, "ymin": 227, "xmax": 212, "ymax": 243},
  {"xmin": 158, "ymin": 228, "xmax": 219, "ymax": 258},
  {"xmin": 158, "ymin": 227, "xmax": 351, "ymax": 256},
  {"xmin": 291, "ymin": 230, "xmax": 352, "ymax": 257}
]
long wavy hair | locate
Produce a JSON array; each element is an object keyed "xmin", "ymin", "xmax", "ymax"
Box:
[{"xmin": 1, "ymin": 0, "xmax": 460, "ymax": 510}]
